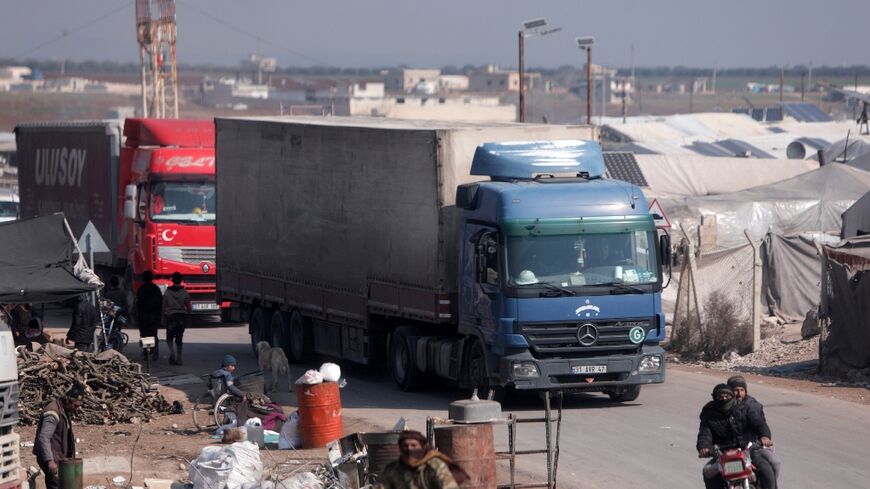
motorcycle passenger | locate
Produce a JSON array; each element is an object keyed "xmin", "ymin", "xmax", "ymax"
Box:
[
  {"xmin": 697, "ymin": 384, "xmax": 776, "ymax": 489},
  {"xmin": 728, "ymin": 375, "xmax": 781, "ymax": 481}
]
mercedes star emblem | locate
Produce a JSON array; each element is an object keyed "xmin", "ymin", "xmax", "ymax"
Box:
[{"xmin": 577, "ymin": 323, "xmax": 599, "ymax": 346}]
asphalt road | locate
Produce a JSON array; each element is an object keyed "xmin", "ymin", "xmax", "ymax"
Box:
[{"xmin": 43, "ymin": 310, "xmax": 870, "ymax": 489}]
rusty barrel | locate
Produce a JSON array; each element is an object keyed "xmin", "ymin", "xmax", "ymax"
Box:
[
  {"xmin": 359, "ymin": 432, "xmax": 401, "ymax": 479},
  {"xmin": 296, "ymin": 381, "xmax": 343, "ymax": 448},
  {"xmin": 433, "ymin": 424, "xmax": 496, "ymax": 489}
]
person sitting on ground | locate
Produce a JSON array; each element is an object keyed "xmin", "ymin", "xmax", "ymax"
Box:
[
  {"xmin": 728, "ymin": 375, "xmax": 781, "ymax": 480},
  {"xmin": 211, "ymin": 355, "xmax": 246, "ymax": 400},
  {"xmin": 377, "ymin": 430, "xmax": 468, "ymax": 489}
]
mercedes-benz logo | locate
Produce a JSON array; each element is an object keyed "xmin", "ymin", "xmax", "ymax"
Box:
[{"xmin": 576, "ymin": 323, "xmax": 599, "ymax": 346}]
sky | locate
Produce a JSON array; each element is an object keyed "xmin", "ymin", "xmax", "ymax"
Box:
[{"xmin": 0, "ymin": 0, "xmax": 867, "ymax": 69}]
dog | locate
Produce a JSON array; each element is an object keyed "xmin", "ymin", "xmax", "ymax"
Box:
[{"xmin": 256, "ymin": 341, "xmax": 293, "ymax": 393}]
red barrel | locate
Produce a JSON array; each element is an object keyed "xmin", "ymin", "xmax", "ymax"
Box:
[
  {"xmin": 434, "ymin": 424, "xmax": 496, "ymax": 489},
  {"xmin": 296, "ymin": 382, "xmax": 343, "ymax": 448}
]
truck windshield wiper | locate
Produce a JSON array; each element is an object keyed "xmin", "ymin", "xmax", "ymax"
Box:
[
  {"xmin": 515, "ymin": 281, "xmax": 576, "ymax": 296},
  {"xmin": 599, "ymin": 281, "xmax": 645, "ymax": 294}
]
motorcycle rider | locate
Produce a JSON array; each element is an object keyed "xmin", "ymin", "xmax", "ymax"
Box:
[
  {"xmin": 728, "ymin": 375, "xmax": 781, "ymax": 480},
  {"xmin": 697, "ymin": 384, "xmax": 776, "ymax": 489}
]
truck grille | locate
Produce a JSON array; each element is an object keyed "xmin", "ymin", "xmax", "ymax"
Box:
[
  {"xmin": 158, "ymin": 246, "xmax": 216, "ymax": 264},
  {"xmin": 0, "ymin": 432, "xmax": 19, "ymax": 487},
  {"xmin": 519, "ymin": 318, "xmax": 653, "ymax": 359},
  {"xmin": 0, "ymin": 383, "xmax": 18, "ymax": 428}
]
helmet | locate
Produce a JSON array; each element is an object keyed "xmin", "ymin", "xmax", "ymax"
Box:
[{"xmin": 515, "ymin": 270, "xmax": 539, "ymax": 285}]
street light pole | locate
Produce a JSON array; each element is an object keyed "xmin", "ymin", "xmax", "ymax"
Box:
[
  {"xmin": 519, "ymin": 30, "xmax": 525, "ymax": 122},
  {"xmin": 586, "ymin": 46, "xmax": 592, "ymax": 125}
]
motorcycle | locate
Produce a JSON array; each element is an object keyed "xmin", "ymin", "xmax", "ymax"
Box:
[
  {"xmin": 705, "ymin": 443, "xmax": 758, "ymax": 489},
  {"xmin": 96, "ymin": 298, "xmax": 130, "ymax": 353}
]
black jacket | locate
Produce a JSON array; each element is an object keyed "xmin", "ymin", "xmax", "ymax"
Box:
[
  {"xmin": 739, "ymin": 395, "xmax": 768, "ymax": 443},
  {"xmin": 696, "ymin": 400, "xmax": 771, "ymax": 451},
  {"xmin": 135, "ymin": 282, "xmax": 163, "ymax": 328},
  {"xmin": 67, "ymin": 299, "xmax": 98, "ymax": 344}
]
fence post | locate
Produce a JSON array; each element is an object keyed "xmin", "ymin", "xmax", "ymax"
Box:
[{"xmin": 744, "ymin": 230, "xmax": 761, "ymax": 352}]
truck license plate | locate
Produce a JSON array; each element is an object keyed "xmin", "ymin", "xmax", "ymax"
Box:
[
  {"xmin": 192, "ymin": 303, "xmax": 220, "ymax": 311},
  {"xmin": 572, "ymin": 365, "xmax": 607, "ymax": 374}
]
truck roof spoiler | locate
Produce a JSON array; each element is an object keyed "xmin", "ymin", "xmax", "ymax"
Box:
[
  {"xmin": 124, "ymin": 118, "xmax": 215, "ymax": 148},
  {"xmin": 470, "ymin": 140, "xmax": 606, "ymax": 181}
]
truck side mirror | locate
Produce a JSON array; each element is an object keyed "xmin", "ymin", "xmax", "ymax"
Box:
[
  {"xmin": 659, "ymin": 233, "xmax": 671, "ymax": 265},
  {"xmin": 124, "ymin": 184, "xmax": 137, "ymax": 220}
]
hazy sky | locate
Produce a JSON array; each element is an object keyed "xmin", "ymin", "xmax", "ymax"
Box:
[{"xmin": 0, "ymin": 0, "xmax": 866, "ymax": 69}]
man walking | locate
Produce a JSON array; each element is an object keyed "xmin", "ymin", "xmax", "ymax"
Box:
[
  {"xmin": 33, "ymin": 383, "xmax": 85, "ymax": 489},
  {"xmin": 135, "ymin": 270, "xmax": 163, "ymax": 361},
  {"xmin": 67, "ymin": 295, "xmax": 98, "ymax": 351},
  {"xmin": 163, "ymin": 272, "xmax": 191, "ymax": 365},
  {"xmin": 377, "ymin": 430, "xmax": 468, "ymax": 489}
]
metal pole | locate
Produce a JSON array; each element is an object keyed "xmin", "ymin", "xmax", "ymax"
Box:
[
  {"xmin": 621, "ymin": 79, "xmax": 627, "ymax": 123},
  {"xmin": 744, "ymin": 230, "xmax": 761, "ymax": 352},
  {"xmin": 801, "ymin": 72, "xmax": 806, "ymax": 102},
  {"xmin": 586, "ymin": 47, "xmax": 592, "ymax": 125},
  {"xmin": 87, "ymin": 235, "xmax": 96, "ymax": 307},
  {"xmin": 519, "ymin": 31, "xmax": 525, "ymax": 122},
  {"xmin": 689, "ymin": 82, "xmax": 694, "ymax": 113},
  {"xmin": 779, "ymin": 66, "xmax": 784, "ymax": 105}
]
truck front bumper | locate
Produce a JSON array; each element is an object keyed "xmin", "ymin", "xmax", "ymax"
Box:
[{"xmin": 498, "ymin": 345, "xmax": 665, "ymax": 391}]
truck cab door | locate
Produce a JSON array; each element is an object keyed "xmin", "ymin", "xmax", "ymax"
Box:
[{"xmin": 458, "ymin": 225, "xmax": 502, "ymax": 343}]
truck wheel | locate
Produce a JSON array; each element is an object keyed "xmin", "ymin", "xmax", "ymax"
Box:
[
  {"xmin": 607, "ymin": 385, "xmax": 641, "ymax": 402},
  {"xmin": 249, "ymin": 307, "xmax": 273, "ymax": 357},
  {"xmin": 468, "ymin": 340, "xmax": 505, "ymax": 402},
  {"xmin": 389, "ymin": 327, "xmax": 419, "ymax": 391},
  {"xmin": 289, "ymin": 311, "xmax": 314, "ymax": 363},
  {"xmin": 270, "ymin": 311, "xmax": 291, "ymax": 359}
]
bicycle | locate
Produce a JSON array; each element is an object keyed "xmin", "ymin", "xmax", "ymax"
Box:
[{"xmin": 191, "ymin": 374, "xmax": 244, "ymax": 432}]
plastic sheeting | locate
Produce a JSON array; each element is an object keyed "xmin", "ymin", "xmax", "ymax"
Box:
[
  {"xmin": 662, "ymin": 163, "xmax": 870, "ymax": 249},
  {"xmin": 842, "ymin": 190, "xmax": 870, "ymax": 239},
  {"xmin": 820, "ymin": 237, "xmax": 870, "ymax": 375},
  {"xmin": 761, "ymin": 233, "xmax": 839, "ymax": 321},
  {"xmin": 636, "ymin": 154, "xmax": 817, "ymax": 198},
  {"xmin": 822, "ymin": 137, "xmax": 870, "ymax": 163}
]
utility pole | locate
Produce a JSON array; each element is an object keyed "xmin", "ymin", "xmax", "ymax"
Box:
[
  {"xmin": 689, "ymin": 81, "xmax": 694, "ymax": 113},
  {"xmin": 621, "ymin": 79, "xmax": 627, "ymax": 123},
  {"xmin": 712, "ymin": 63, "xmax": 717, "ymax": 94},
  {"xmin": 518, "ymin": 30, "xmax": 525, "ymax": 122},
  {"xmin": 136, "ymin": 0, "xmax": 179, "ymax": 118},
  {"xmin": 779, "ymin": 66, "xmax": 784, "ymax": 105},
  {"xmin": 801, "ymin": 72, "xmax": 806, "ymax": 102},
  {"xmin": 586, "ymin": 47, "xmax": 592, "ymax": 125}
]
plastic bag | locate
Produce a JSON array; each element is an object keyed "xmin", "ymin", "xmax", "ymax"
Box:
[
  {"xmin": 278, "ymin": 472, "xmax": 323, "ymax": 489},
  {"xmin": 224, "ymin": 441, "xmax": 263, "ymax": 489},
  {"xmin": 318, "ymin": 363, "xmax": 341, "ymax": 382},
  {"xmin": 190, "ymin": 446, "xmax": 232, "ymax": 489},
  {"xmin": 245, "ymin": 417, "xmax": 263, "ymax": 428},
  {"xmin": 278, "ymin": 411, "xmax": 301, "ymax": 449},
  {"xmin": 295, "ymin": 369, "xmax": 323, "ymax": 385}
]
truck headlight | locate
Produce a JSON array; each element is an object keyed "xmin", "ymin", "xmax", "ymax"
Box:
[
  {"xmin": 512, "ymin": 361, "xmax": 540, "ymax": 379},
  {"xmin": 639, "ymin": 355, "xmax": 661, "ymax": 372}
]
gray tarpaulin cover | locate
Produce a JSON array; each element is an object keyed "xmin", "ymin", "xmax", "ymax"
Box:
[
  {"xmin": 820, "ymin": 236, "xmax": 870, "ymax": 374},
  {"xmin": 0, "ymin": 213, "xmax": 100, "ymax": 303},
  {"xmin": 841, "ymin": 190, "xmax": 870, "ymax": 239},
  {"xmin": 762, "ymin": 233, "xmax": 839, "ymax": 321}
]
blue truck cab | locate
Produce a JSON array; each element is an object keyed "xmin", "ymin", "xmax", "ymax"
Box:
[{"xmin": 456, "ymin": 141, "xmax": 669, "ymax": 400}]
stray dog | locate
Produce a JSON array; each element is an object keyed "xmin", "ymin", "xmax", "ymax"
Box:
[{"xmin": 256, "ymin": 341, "xmax": 293, "ymax": 393}]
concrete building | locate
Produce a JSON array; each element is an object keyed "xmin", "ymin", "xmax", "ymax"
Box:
[
  {"xmin": 438, "ymin": 75, "xmax": 469, "ymax": 92},
  {"xmin": 383, "ymin": 68, "xmax": 442, "ymax": 93},
  {"xmin": 348, "ymin": 94, "xmax": 516, "ymax": 122},
  {"xmin": 468, "ymin": 65, "xmax": 541, "ymax": 92}
]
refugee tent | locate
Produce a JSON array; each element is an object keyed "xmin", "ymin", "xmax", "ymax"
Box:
[
  {"xmin": 842, "ymin": 190, "xmax": 870, "ymax": 239},
  {"xmin": 662, "ymin": 163, "xmax": 870, "ymax": 322},
  {"xmin": 0, "ymin": 213, "xmax": 101, "ymax": 303},
  {"xmin": 822, "ymin": 137, "xmax": 870, "ymax": 163},
  {"xmin": 819, "ymin": 236, "xmax": 870, "ymax": 376}
]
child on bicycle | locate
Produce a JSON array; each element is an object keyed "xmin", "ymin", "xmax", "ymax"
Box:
[{"xmin": 210, "ymin": 355, "xmax": 247, "ymax": 401}]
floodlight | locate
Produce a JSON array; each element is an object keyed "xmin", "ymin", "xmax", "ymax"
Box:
[
  {"xmin": 576, "ymin": 37, "xmax": 595, "ymax": 48},
  {"xmin": 523, "ymin": 18, "xmax": 547, "ymax": 30}
]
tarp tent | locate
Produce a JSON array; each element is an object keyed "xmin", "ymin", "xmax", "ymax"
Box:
[
  {"xmin": 842, "ymin": 190, "xmax": 870, "ymax": 239},
  {"xmin": 663, "ymin": 163, "xmax": 870, "ymax": 322},
  {"xmin": 0, "ymin": 213, "xmax": 100, "ymax": 303},
  {"xmin": 819, "ymin": 236, "xmax": 870, "ymax": 376},
  {"xmin": 822, "ymin": 137, "xmax": 870, "ymax": 164}
]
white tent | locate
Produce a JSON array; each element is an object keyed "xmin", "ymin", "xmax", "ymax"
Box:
[{"xmin": 842, "ymin": 190, "xmax": 870, "ymax": 238}]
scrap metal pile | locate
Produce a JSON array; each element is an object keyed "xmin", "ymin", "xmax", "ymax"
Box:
[{"xmin": 17, "ymin": 345, "xmax": 172, "ymax": 425}]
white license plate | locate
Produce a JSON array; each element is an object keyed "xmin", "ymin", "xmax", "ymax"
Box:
[
  {"xmin": 192, "ymin": 303, "xmax": 220, "ymax": 311},
  {"xmin": 572, "ymin": 365, "xmax": 607, "ymax": 374}
]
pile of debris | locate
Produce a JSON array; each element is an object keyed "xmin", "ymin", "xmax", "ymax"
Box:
[{"xmin": 17, "ymin": 345, "xmax": 172, "ymax": 425}]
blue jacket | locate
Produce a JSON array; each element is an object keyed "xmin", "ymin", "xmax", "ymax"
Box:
[{"xmin": 211, "ymin": 367, "xmax": 244, "ymax": 397}]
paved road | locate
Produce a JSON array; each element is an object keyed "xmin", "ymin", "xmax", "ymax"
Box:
[{"xmin": 43, "ymin": 310, "xmax": 870, "ymax": 488}]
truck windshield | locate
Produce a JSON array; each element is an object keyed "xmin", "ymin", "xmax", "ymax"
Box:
[
  {"xmin": 0, "ymin": 202, "xmax": 18, "ymax": 219},
  {"xmin": 506, "ymin": 230, "xmax": 658, "ymax": 289},
  {"xmin": 150, "ymin": 182, "xmax": 215, "ymax": 224}
]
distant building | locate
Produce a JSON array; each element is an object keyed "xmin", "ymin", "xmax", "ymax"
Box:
[
  {"xmin": 438, "ymin": 75, "xmax": 469, "ymax": 92},
  {"xmin": 383, "ymin": 68, "xmax": 442, "ymax": 93},
  {"xmin": 349, "ymin": 93, "xmax": 516, "ymax": 122},
  {"xmin": 468, "ymin": 65, "xmax": 541, "ymax": 92}
]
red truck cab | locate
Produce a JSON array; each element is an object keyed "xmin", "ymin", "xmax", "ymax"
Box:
[{"xmin": 121, "ymin": 119, "xmax": 220, "ymax": 312}]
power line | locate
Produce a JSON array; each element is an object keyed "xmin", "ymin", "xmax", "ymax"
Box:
[
  {"xmin": 15, "ymin": 1, "xmax": 135, "ymax": 58},
  {"xmin": 175, "ymin": 0, "xmax": 330, "ymax": 66}
]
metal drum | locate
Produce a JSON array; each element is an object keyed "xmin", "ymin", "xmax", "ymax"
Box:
[
  {"xmin": 359, "ymin": 432, "xmax": 402, "ymax": 479},
  {"xmin": 58, "ymin": 458, "xmax": 83, "ymax": 489},
  {"xmin": 433, "ymin": 424, "xmax": 496, "ymax": 489},
  {"xmin": 296, "ymin": 382, "xmax": 343, "ymax": 448}
]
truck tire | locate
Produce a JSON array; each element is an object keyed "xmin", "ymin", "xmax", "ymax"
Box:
[
  {"xmin": 249, "ymin": 307, "xmax": 273, "ymax": 357},
  {"xmin": 389, "ymin": 327, "xmax": 419, "ymax": 391},
  {"xmin": 289, "ymin": 311, "xmax": 314, "ymax": 363},
  {"xmin": 270, "ymin": 311, "xmax": 292, "ymax": 359},
  {"xmin": 607, "ymin": 385, "xmax": 641, "ymax": 402}
]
